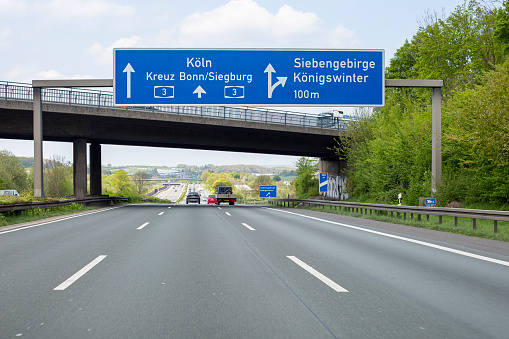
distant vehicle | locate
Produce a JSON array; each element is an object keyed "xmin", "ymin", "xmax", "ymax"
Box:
[
  {"xmin": 0, "ymin": 190, "xmax": 19, "ymax": 196},
  {"xmin": 186, "ymin": 192, "xmax": 201, "ymax": 204},
  {"xmin": 316, "ymin": 110, "xmax": 344, "ymax": 128},
  {"xmin": 216, "ymin": 186, "xmax": 236, "ymax": 205},
  {"xmin": 207, "ymin": 195, "xmax": 217, "ymax": 204}
]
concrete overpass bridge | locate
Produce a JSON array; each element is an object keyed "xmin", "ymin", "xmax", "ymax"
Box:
[{"xmin": 0, "ymin": 80, "xmax": 347, "ymax": 198}]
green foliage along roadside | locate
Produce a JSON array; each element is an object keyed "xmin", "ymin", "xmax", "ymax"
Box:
[
  {"xmin": 0, "ymin": 203, "xmax": 93, "ymax": 227},
  {"xmin": 337, "ymin": 1, "xmax": 509, "ymax": 208},
  {"xmin": 294, "ymin": 157, "xmax": 319, "ymax": 198},
  {"xmin": 0, "ymin": 150, "xmax": 30, "ymax": 192}
]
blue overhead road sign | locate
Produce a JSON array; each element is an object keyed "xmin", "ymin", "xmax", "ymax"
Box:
[
  {"xmin": 114, "ymin": 49, "xmax": 384, "ymax": 106},
  {"xmin": 259, "ymin": 185, "xmax": 277, "ymax": 198}
]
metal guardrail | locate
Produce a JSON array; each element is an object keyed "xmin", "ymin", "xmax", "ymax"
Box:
[
  {"xmin": 269, "ymin": 198, "xmax": 509, "ymax": 233},
  {"xmin": 0, "ymin": 196, "xmax": 128, "ymax": 213},
  {"xmin": 0, "ymin": 80, "xmax": 349, "ymax": 130}
]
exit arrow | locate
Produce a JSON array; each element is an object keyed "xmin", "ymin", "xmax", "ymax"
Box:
[
  {"xmin": 123, "ymin": 63, "xmax": 135, "ymax": 98},
  {"xmin": 264, "ymin": 63, "xmax": 287, "ymax": 98},
  {"xmin": 193, "ymin": 85, "xmax": 206, "ymax": 98}
]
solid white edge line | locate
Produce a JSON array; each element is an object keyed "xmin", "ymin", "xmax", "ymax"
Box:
[
  {"xmin": 54, "ymin": 255, "xmax": 107, "ymax": 291},
  {"xmin": 266, "ymin": 208, "xmax": 509, "ymax": 268},
  {"xmin": 158, "ymin": 212, "xmax": 164, "ymax": 215},
  {"xmin": 241, "ymin": 223, "xmax": 255, "ymax": 231},
  {"xmin": 137, "ymin": 222, "xmax": 150, "ymax": 230},
  {"xmin": 287, "ymin": 256, "xmax": 348, "ymax": 292},
  {"xmin": 225, "ymin": 212, "xmax": 231, "ymax": 216},
  {"xmin": 0, "ymin": 206, "xmax": 120, "ymax": 235}
]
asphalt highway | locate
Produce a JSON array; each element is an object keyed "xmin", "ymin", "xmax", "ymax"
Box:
[{"xmin": 1, "ymin": 205, "xmax": 508, "ymax": 338}]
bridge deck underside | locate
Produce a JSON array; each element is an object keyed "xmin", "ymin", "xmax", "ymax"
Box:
[{"xmin": 0, "ymin": 100, "xmax": 342, "ymax": 159}]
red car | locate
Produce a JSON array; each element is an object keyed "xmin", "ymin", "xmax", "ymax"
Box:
[{"xmin": 207, "ymin": 194, "xmax": 217, "ymax": 204}]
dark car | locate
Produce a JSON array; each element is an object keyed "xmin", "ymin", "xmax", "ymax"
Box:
[{"xmin": 186, "ymin": 192, "xmax": 201, "ymax": 204}]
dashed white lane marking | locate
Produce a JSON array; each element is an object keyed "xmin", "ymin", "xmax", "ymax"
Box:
[
  {"xmin": 218, "ymin": 207, "xmax": 222, "ymax": 210},
  {"xmin": 54, "ymin": 255, "xmax": 107, "ymax": 291},
  {"xmin": 168, "ymin": 206, "xmax": 172, "ymax": 209},
  {"xmin": 137, "ymin": 222, "xmax": 149, "ymax": 230},
  {"xmin": 225, "ymin": 212, "xmax": 231, "ymax": 216},
  {"xmin": 268, "ymin": 208, "xmax": 509, "ymax": 268},
  {"xmin": 158, "ymin": 212, "xmax": 164, "ymax": 216},
  {"xmin": 287, "ymin": 256, "xmax": 348, "ymax": 293},
  {"xmin": 241, "ymin": 223, "xmax": 255, "ymax": 231}
]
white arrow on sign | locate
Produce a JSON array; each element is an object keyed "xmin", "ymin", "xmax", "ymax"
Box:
[
  {"xmin": 123, "ymin": 63, "xmax": 135, "ymax": 98},
  {"xmin": 193, "ymin": 85, "xmax": 206, "ymax": 98},
  {"xmin": 264, "ymin": 64, "xmax": 287, "ymax": 98}
]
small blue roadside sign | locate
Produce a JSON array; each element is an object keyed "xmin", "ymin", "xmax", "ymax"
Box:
[
  {"xmin": 425, "ymin": 198, "xmax": 437, "ymax": 206},
  {"xmin": 319, "ymin": 173, "xmax": 328, "ymax": 193},
  {"xmin": 114, "ymin": 49, "xmax": 384, "ymax": 106},
  {"xmin": 259, "ymin": 185, "xmax": 277, "ymax": 198}
]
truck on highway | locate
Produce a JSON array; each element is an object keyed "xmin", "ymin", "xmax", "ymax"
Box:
[{"xmin": 216, "ymin": 186, "xmax": 237, "ymax": 205}]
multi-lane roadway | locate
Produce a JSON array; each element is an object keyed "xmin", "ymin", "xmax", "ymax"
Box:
[
  {"xmin": 1, "ymin": 204, "xmax": 508, "ymax": 338},
  {"xmin": 153, "ymin": 183, "xmax": 210, "ymax": 204}
]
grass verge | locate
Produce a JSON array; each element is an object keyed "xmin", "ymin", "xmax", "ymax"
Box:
[
  {"xmin": 0, "ymin": 203, "xmax": 97, "ymax": 227},
  {"xmin": 299, "ymin": 205, "xmax": 509, "ymax": 243}
]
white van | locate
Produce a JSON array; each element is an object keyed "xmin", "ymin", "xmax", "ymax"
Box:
[{"xmin": 0, "ymin": 190, "xmax": 20, "ymax": 196}]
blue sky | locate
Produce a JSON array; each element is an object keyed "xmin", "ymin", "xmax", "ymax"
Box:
[{"xmin": 0, "ymin": 0, "xmax": 470, "ymax": 167}]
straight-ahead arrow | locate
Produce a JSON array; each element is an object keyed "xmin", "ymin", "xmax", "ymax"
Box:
[
  {"xmin": 193, "ymin": 85, "xmax": 206, "ymax": 98},
  {"xmin": 123, "ymin": 63, "xmax": 135, "ymax": 98}
]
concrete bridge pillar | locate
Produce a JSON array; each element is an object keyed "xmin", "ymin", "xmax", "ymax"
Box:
[
  {"xmin": 73, "ymin": 139, "xmax": 87, "ymax": 199},
  {"xmin": 33, "ymin": 87, "xmax": 43, "ymax": 197},
  {"xmin": 89, "ymin": 143, "xmax": 102, "ymax": 196},
  {"xmin": 319, "ymin": 158, "xmax": 349, "ymax": 200}
]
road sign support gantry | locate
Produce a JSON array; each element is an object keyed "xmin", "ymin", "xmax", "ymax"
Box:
[
  {"xmin": 32, "ymin": 79, "xmax": 112, "ymax": 198},
  {"xmin": 384, "ymin": 79, "xmax": 443, "ymax": 194},
  {"xmin": 31, "ymin": 78, "xmax": 443, "ymax": 198}
]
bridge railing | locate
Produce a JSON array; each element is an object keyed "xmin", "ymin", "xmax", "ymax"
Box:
[{"xmin": 0, "ymin": 81, "xmax": 349, "ymax": 130}]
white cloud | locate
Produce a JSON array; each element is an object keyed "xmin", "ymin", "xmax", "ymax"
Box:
[
  {"xmin": 35, "ymin": 69, "xmax": 96, "ymax": 80},
  {"xmin": 0, "ymin": 0, "xmax": 28, "ymax": 13},
  {"xmin": 163, "ymin": 0, "xmax": 359, "ymax": 48},
  {"xmin": 0, "ymin": 27, "xmax": 10, "ymax": 47},
  {"xmin": 86, "ymin": 35, "xmax": 142, "ymax": 65},
  {"xmin": 39, "ymin": 0, "xmax": 135, "ymax": 19}
]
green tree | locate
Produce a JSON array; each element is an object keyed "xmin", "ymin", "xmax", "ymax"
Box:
[
  {"xmin": 44, "ymin": 156, "xmax": 73, "ymax": 197},
  {"xmin": 253, "ymin": 175, "xmax": 273, "ymax": 187},
  {"xmin": 131, "ymin": 171, "xmax": 150, "ymax": 194},
  {"xmin": 494, "ymin": 0, "xmax": 509, "ymax": 55},
  {"xmin": 293, "ymin": 157, "xmax": 319, "ymax": 198},
  {"xmin": 0, "ymin": 150, "xmax": 29, "ymax": 191},
  {"xmin": 201, "ymin": 170, "xmax": 211, "ymax": 183},
  {"xmin": 110, "ymin": 169, "xmax": 136, "ymax": 194},
  {"xmin": 211, "ymin": 177, "xmax": 232, "ymax": 192},
  {"xmin": 444, "ymin": 58, "xmax": 509, "ymax": 203},
  {"xmin": 338, "ymin": 1, "xmax": 508, "ymax": 206},
  {"xmin": 273, "ymin": 175, "xmax": 282, "ymax": 182},
  {"xmin": 387, "ymin": 0, "xmax": 504, "ymax": 94},
  {"xmin": 230, "ymin": 171, "xmax": 241, "ymax": 179}
]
